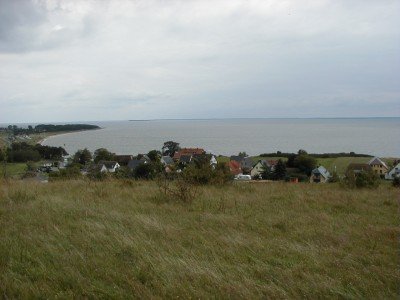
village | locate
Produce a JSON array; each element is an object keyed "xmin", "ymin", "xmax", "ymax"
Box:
[{"xmin": 24, "ymin": 142, "xmax": 400, "ymax": 186}]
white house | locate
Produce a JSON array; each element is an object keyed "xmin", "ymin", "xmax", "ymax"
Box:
[
  {"xmin": 250, "ymin": 160, "xmax": 278, "ymax": 179},
  {"xmin": 385, "ymin": 162, "xmax": 400, "ymax": 180},
  {"xmin": 310, "ymin": 166, "xmax": 331, "ymax": 183},
  {"xmin": 98, "ymin": 161, "xmax": 120, "ymax": 173}
]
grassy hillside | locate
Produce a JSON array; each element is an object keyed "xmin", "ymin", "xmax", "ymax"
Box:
[{"xmin": 0, "ymin": 179, "xmax": 398, "ymax": 298}]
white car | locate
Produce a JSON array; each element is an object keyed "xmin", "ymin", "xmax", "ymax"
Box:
[{"xmin": 234, "ymin": 174, "xmax": 252, "ymax": 181}]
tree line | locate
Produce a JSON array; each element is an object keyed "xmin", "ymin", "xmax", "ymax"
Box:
[
  {"xmin": 0, "ymin": 142, "xmax": 68, "ymax": 162},
  {"xmin": 1, "ymin": 124, "xmax": 100, "ymax": 135}
]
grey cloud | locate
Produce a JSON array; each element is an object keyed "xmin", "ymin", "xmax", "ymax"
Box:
[{"xmin": 0, "ymin": 0, "xmax": 399, "ymax": 122}]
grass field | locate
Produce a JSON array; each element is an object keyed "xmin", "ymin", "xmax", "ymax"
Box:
[
  {"xmin": 0, "ymin": 163, "xmax": 27, "ymax": 178},
  {"xmin": 0, "ymin": 179, "xmax": 398, "ymax": 298}
]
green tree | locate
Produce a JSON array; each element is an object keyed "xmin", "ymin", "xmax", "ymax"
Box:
[
  {"xmin": 294, "ymin": 154, "xmax": 317, "ymax": 175},
  {"xmin": 261, "ymin": 164, "xmax": 273, "ymax": 180},
  {"xmin": 147, "ymin": 150, "xmax": 161, "ymax": 162},
  {"xmin": 273, "ymin": 159, "xmax": 287, "ymax": 180},
  {"xmin": 238, "ymin": 152, "xmax": 247, "ymax": 157},
  {"xmin": 134, "ymin": 163, "xmax": 156, "ymax": 179},
  {"xmin": 162, "ymin": 141, "xmax": 180, "ymax": 157},
  {"xmin": 344, "ymin": 170, "xmax": 380, "ymax": 189},
  {"xmin": 73, "ymin": 148, "xmax": 92, "ymax": 165},
  {"xmin": 94, "ymin": 148, "xmax": 115, "ymax": 163}
]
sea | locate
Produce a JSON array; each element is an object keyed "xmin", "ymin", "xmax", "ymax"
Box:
[{"xmin": 36, "ymin": 118, "xmax": 400, "ymax": 157}]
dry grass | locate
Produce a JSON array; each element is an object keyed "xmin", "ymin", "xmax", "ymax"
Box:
[{"xmin": 0, "ymin": 179, "xmax": 398, "ymax": 298}]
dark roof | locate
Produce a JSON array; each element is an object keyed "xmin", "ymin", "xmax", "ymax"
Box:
[
  {"xmin": 127, "ymin": 159, "xmax": 147, "ymax": 170},
  {"xmin": 241, "ymin": 157, "xmax": 254, "ymax": 170},
  {"xmin": 161, "ymin": 156, "xmax": 174, "ymax": 165},
  {"xmin": 115, "ymin": 155, "xmax": 133, "ymax": 165},
  {"xmin": 179, "ymin": 155, "xmax": 192, "ymax": 164},
  {"xmin": 368, "ymin": 157, "xmax": 388, "ymax": 169},
  {"xmin": 230, "ymin": 156, "xmax": 245, "ymax": 163},
  {"xmin": 346, "ymin": 163, "xmax": 372, "ymax": 173}
]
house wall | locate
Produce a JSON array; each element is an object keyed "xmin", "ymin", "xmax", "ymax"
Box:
[
  {"xmin": 310, "ymin": 174, "xmax": 328, "ymax": 183},
  {"xmin": 250, "ymin": 163, "xmax": 264, "ymax": 178},
  {"xmin": 370, "ymin": 164, "xmax": 388, "ymax": 176}
]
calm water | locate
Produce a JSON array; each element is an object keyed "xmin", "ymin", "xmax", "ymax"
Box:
[{"xmin": 41, "ymin": 118, "xmax": 400, "ymax": 157}]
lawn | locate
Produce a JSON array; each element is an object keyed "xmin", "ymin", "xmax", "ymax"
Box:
[
  {"xmin": 0, "ymin": 179, "xmax": 398, "ymax": 298},
  {"xmin": 0, "ymin": 163, "xmax": 27, "ymax": 178}
]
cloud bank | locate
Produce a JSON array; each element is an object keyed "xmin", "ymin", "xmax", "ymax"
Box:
[{"xmin": 0, "ymin": 0, "xmax": 399, "ymax": 122}]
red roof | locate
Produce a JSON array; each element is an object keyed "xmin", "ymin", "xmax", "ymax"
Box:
[
  {"xmin": 267, "ymin": 160, "xmax": 278, "ymax": 166},
  {"xmin": 228, "ymin": 160, "xmax": 242, "ymax": 175},
  {"xmin": 173, "ymin": 148, "xmax": 205, "ymax": 160}
]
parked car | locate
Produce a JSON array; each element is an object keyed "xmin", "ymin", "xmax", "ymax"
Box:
[{"xmin": 234, "ymin": 174, "xmax": 252, "ymax": 181}]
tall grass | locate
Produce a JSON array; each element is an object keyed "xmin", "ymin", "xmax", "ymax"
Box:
[{"xmin": 0, "ymin": 179, "xmax": 398, "ymax": 298}]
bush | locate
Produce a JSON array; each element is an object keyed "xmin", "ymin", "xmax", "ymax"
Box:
[
  {"xmin": 156, "ymin": 173, "xmax": 198, "ymax": 204},
  {"xmin": 329, "ymin": 171, "xmax": 340, "ymax": 183},
  {"xmin": 183, "ymin": 163, "xmax": 232, "ymax": 185},
  {"xmin": 344, "ymin": 171, "xmax": 380, "ymax": 189},
  {"xmin": 393, "ymin": 177, "xmax": 400, "ymax": 188}
]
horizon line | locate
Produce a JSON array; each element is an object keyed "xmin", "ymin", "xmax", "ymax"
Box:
[{"xmin": 1, "ymin": 116, "xmax": 400, "ymax": 125}]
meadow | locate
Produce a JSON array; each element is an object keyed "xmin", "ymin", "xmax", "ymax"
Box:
[{"xmin": 0, "ymin": 179, "xmax": 398, "ymax": 298}]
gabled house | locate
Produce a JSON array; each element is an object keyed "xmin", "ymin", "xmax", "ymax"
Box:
[
  {"xmin": 385, "ymin": 162, "xmax": 400, "ymax": 180},
  {"xmin": 89, "ymin": 163, "xmax": 108, "ymax": 174},
  {"xmin": 310, "ymin": 166, "xmax": 331, "ymax": 183},
  {"xmin": 173, "ymin": 148, "xmax": 205, "ymax": 161},
  {"xmin": 115, "ymin": 155, "xmax": 133, "ymax": 166},
  {"xmin": 250, "ymin": 160, "xmax": 277, "ymax": 179},
  {"xmin": 230, "ymin": 156, "xmax": 254, "ymax": 174},
  {"xmin": 251, "ymin": 160, "xmax": 268, "ymax": 179},
  {"xmin": 368, "ymin": 157, "xmax": 389, "ymax": 177},
  {"xmin": 98, "ymin": 161, "xmax": 120, "ymax": 173},
  {"xmin": 228, "ymin": 160, "xmax": 242, "ymax": 175}
]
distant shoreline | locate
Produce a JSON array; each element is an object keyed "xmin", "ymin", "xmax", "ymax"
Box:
[{"xmin": 39, "ymin": 128, "xmax": 102, "ymax": 146}]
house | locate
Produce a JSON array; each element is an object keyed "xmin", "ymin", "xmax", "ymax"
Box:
[
  {"xmin": 98, "ymin": 161, "xmax": 120, "ymax": 173},
  {"xmin": 88, "ymin": 163, "xmax": 108, "ymax": 174},
  {"xmin": 385, "ymin": 162, "xmax": 400, "ymax": 180},
  {"xmin": 346, "ymin": 163, "xmax": 372, "ymax": 177},
  {"xmin": 310, "ymin": 166, "xmax": 331, "ymax": 183},
  {"xmin": 230, "ymin": 156, "xmax": 254, "ymax": 174},
  {"xmin": 173, "ymin": 148, "xmax": 205, "ymax": 161},
  {"xmin": 368, "ymin": 157, "xmax": 389, "ymax": 177},
  {"xmin": 115, "ymin": 155, "xmax": 133, "ymax": 166},
  {"xmin": 228, "ymin": 160, "xmax": 242, "ymax": 175},
  {"xmin": 210, "ymin": 155, "xmax": 218, "ymax": 169},
  {"xmin": 161, "ymin": 156, "xmax": 174, "ymax": 166},
  {"xmin": 139, "ymin": 154, "xmax": 151, "ymax": 162},
  {"xmin": 179, "ymin": 155, "xmax": 192, "ymax": 165},
  {"xmin": 250, "ymin": 160, "xmax": 279, "ymax": 179},
  {"xmin": 127, "ymin": 159, "xmax": 148, "ymax": 171}
]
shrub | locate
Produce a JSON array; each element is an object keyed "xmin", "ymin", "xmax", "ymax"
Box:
[
  {"xmin": 344, "ymin": 170, "xmax": 380, "ymax": 189},
  {"xmin": 329, "ymin": 171, "xmax": 340, "ymax": 183},
  {"xmin": 393, "ymin": 177, "xmax": 400, "ymax": 188}
]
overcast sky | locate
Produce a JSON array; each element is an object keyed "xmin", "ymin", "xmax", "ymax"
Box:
[{"xmin": 0, "ymin": 0, "xmax": 399, "ymax": 123}]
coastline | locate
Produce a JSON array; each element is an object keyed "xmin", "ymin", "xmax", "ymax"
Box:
[{"xmin": 38, "ymin": 128, "xmax": 102, "ymax": 146}]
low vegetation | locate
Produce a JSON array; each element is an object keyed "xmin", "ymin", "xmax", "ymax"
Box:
[{"xmin": 0, "ymin": 180, "xmax": 398, "ymax": 298}]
